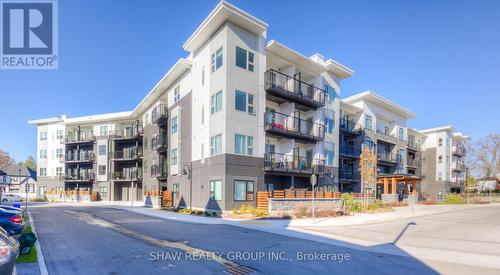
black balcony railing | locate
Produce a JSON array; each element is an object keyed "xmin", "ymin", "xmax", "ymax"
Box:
[
  {"xmin": 65, "ymin": 151, "xmax": 95, "ymax": 163},
  {"xmin": 113, "ymin": 169, "xmax": 143, "ymax": 181},
  {"xmin": 152, "ymin": 104, "xmax": 168, "ymax": 125},
  {"xmin": 151, "ymin": 162, "xmax": 168, "ymax": 179},
  {"xmin": 264, "ymin": 152, "xmax": 325, "ymax": 174},
  {"xmin": 152, "ymin": 133, "xmax": 168, "ymax": 153},
  {"xmin": 452, "ymin": 145, "xmax": 466, "ymax": 156},
  {"xmin": 452, "ymin": 162, "xmax": 467, "ymax": 171},
  {"xmin": 112, "ymin": 148, "xmax": 142, "ymax": 160},
  {"xmin": 264, "ymin": 69, "xmax": 327, "ymax": 109},
  {"xmin": 407, "ymin": 158, "xmax": 421, "ymax": 167},
  {"xmin": 64, "ymin": 132, "xmax": 95, "ymax": 144},
  {"xmin": 339, "ymin": 118, "xmax": 363, "ymax": 135},
  {"xmin": 339, "ymin": 144, "xmax": 361, "ymax": 158},
  {"xmin": 64, "ymin": 171, "xmax": 95, "ymax": 182},
  {"xmin": 376, "ymin": 130, "xmax": 401, "ymax": 144},
  {"xmin": 377, "ymin": 151, "xmax": 401, "ymax": 163},
  {"xmin": 264, "ymin": 111, "xmax": 325, "ymax": 142},
  {"xmin": 111, "ymin": 125, "xmax": 143, "ymax": 140},
  {"xmin": 339, "ymin": 169, "xmax": 361, "ymax": 182}
]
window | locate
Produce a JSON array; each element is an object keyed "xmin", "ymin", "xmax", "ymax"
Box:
[
  {"xmin": 40, "ymin": 150, "xmax": 47, "ymax": 159},
  {"xmin": 324, "ymin": 85, "xmax": 337, "ymax": 102},
  {"xmin": 438, "ymin": 172, "xmax": 442, "ymax": 181},
  {"xmin": 210, "ymin": 134, "xmax": 222, "ymax": 155},
  {"xmin": 323, "ymin": 141, "xmax": 335, "ymax": 166},
  {"xmin": 56, "ymin": 130, "xmax": 63, "ymax": 139},
  {"xmin": 365, "ymin": 115, "xmax": 373, "ymax": 130},
  {"xmin": 211, "ymin": 47, "xmax": 223, "ymax": 72},
  {"xmin": 438, "ymin": 155, "xmax": 443, "ymax": 163},
  {"xmin": 235, "ymin": 90, "xmax": 254, "ymax": 115},
  {"xmin": 100, "ymin": 126, "xmax": 108, "ymax": 136},
  {"xmin": 56, "ymin": 167, "xmax": 62, "ymax": 176},
  {"xmin": 99, "ymin": 187, "xmax": 108, "ymax": 200},
  {"xmin": 438, "ymin": 138, "xmax": 443, "ymax": 146},
  {"xmin": 209, "ymin": 180, "xmax": 222, "ymax": 201},
  {"xmin": 234, "ymin": 134, "xmax": 253, "ymax": 156},
  {"xmin": 174, "ymin": 85, "xmax": 180, "ymax": 102},
  {"xmin": 399, "ymin": 127, "xmax": 405, "ymax": 140},
  {"xmin": 384, "ymin": 126, "xmax": 390, "ymax": 135},
  {"xmin": 211, "ymin": 91, "xmax": 223, "ymax": 114},
  {"xmin": 39, "ymin": 168, "xmax": 46, "ymax": 176},
  {"xmin": 99, "ymin": 145, "xmax": 107, "ymax": 156},
  {"xmin": 325, "ymin": 117, "xmax": 334, "ymax": 134},
  {"xmin": 171, "ymin": 116, "xmax": 178, "ymax": 134},
  {"xmin": 201, "ymin": 105, "xmax": 205, "ymax": 125},
  {"xmin": 171, "ymin": 149, "xmax": 178, "ymax": 165},
  {"xmin": 56, "ymin": 148, "xmax": 63, "ymax": 158},
  {"xmin": 40, "ymin": 132, "xmax": 47, "ymax": 141},
  {"xmin": 201, "ymin": 143, "xmax": 205, "ymax": 159},
  {"xmin": 234, "ymin": 180, "xmax": 254, "ymax": 201},
  {"xmin": 145, "ymin": 113, "xmax": 149, "ymax": 125},
  {"xmin": 202, "ymin": 66, "xmax": 205, "ymax": 86},
  {"xmin": 98, "ymin": 165, "xmax": 106, "ymax": 175},
  {"xmin": 235, "ymin": 47, "xmax": 254, "ymax": 72}
]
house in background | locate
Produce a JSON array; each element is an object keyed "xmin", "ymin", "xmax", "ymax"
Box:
[{"xmin": 0, "ymin": 164, "xmax": 37, "ymax": 196}]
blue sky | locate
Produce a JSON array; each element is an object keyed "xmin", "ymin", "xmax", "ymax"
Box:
[{"xmin": 1, "ymin": 0, "xmax": 499, "ymax": 161}]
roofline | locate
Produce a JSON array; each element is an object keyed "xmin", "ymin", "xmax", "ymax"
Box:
[
  {"xmin": 183, "ymin": 0, "xmax": 268, "ymax": 52},
  {"xmin": 343, "ymin": 91, "xmax": 416, "ymax": 119},
  {"xmin": 419, "ymin": 125, "xmax": 455, "ymax": 134},
  {"xmin": 64, "ymin": 111, "xmax": 134, "ymax": 125},
  {"xmin": 28, "ymin": 117, "xmax": 64, "ymax": 125},
  {"xmin": 266, "ymin": 40, "xmax": 325, "ymax": 74},
  {"xmin": 323, "ymin": 59, "xmax": 355, "ymax": 79}
]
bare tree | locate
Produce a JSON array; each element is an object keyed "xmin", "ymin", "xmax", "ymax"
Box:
[
  {"xmin": 0, "ymin": 149, "xmax": 13, "ymax": 167},
  {"xmin": 467, "ymin": 133, "xmax": 500, "ymax": 178}
]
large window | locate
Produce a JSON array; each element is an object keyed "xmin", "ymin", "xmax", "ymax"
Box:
[
  {"xmin": 234, "ymin": 180, "xmax": 254, "ymax": 201},
  {"xmin": 323, "ymin": 141, "xmax": 335, "ymax": 166},
  {"xmin": 40, "ymin": 132, "xmax": 47, "ymax": 141},
  {"xmin": 171, "ymin": 149, "xmax": 178, "ymax": 165},
  {"xmin": 211, "ymin": 47, "xmax": 223, "ymax": 72},
  {"xmin": 56, "ymin": 167, "xmax": 62, "ymax": 176},
  {"xmin": 399, "ymin": 127, "xmax": 405, "ymax": 141},
  {"xmin": 234, "ymin": 90, "xmax": 254, "ymax": 115},
  {"xmin": 210, "ymin": 134, "xmax": 222, "ymax": 155},
  {"xmin": 171, "ymin": 116, "xmax": 178, "ymax": 134},
  {"xmin": 174, "ymin": 85, "xmax": 180, "ymax": 102},
  {"xmin": 324, "ymin": 85, "xmax": 337, "ymax": 102},
  {"xmin": 235, "ymin": 47, "xmax": 254, "ymax": 72},
  {"xmin": 98, "ymin": 165, "xmax": 106, "ymax": 175},
  {"xmin": 365, "ymin": 115, "xmax": 373, "ymax": 130},
  {"xmin": 39, "ymin": 168, "xmax": 46, "ymax": 176},
  {"xmin": 40, "ymin": 150, "xmax": 47, "ymax": 159},
  {"xmin": 56, "ymin": 130, "xmax": 63, "ymax": 139},
  {"xmin": 234, "ymin": 134, "xmax": 253, "ymax": 156},
  {"xmin": 211, "ymin": 91, "xmax": 223, "ymax": 114},
  {"xmin": 100, "ymin": 126, "xmax": 108, "ymax": 136},
  {"xmin": 99, "ymin": 145, "xmax": 107, "ymax": 156},
  {"xmin": 56, "ymin": 148, "xmax": 63, "ymax": 158},
  {"xmin": 209, "ymin": 180, "xmax": 222, "ymax": 201},
  {"xmin": 99, "ymin": 187, "xmax": 108, "ymax": 200}
]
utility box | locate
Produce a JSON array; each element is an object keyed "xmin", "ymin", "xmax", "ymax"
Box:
[{"xmin": 18, "ymin": 232, "xmax": 37, "ymax": 254}]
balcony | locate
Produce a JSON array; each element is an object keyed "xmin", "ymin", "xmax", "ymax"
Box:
[
  {"xmin": 111, "ymin": 148, "xmax": 142, "ymax": 161},
  {"xmin": 407, "ymin": 158, "xmax": 421, "ymax": 168},
  {"xmin": 377, "ymin": 151, "xmax": 400, "ymax": 164},
  {"xmin": 64, "ymin": 172, "xmax": 95, "ymax": 182},
  {"xmin": 113, "ymin": 169, "xmax": 143, "ymax": 182},
  {"xmin": 264, "ymin": 111, "xmax": 325, "ymax": 143},
  {"xmin": 339, "ymin": 169, "xmax": 361, "ymax": 182},
  {"xmin": 151, "ymin": 163, "xmax": 168, "ymax": 180},
  {"xmin": 264, "ymin": 69, "xmax": 326, "ymax": 110},
  {"xmin": 376, "ymin": 130, "xmax": 401, "ymax": 144},
  {"xmin": 452, "ymin": 161, "xmax": 467, "ymax": 171},
  {"xmin": 339, "ymin": 144, "xmax": 361, "ymax": 158},
  {"xmin": 452, "ymin": 145, "xmax": 466, "ymax": 156},
  {"xmin": 152, "ymin": 104, "xmax": 168, "ymax": 125},
  {"xmin": 65, "ymin": 151, "xmax": 95, "ymax": 163},
  {"xmin": 339, "ymin": 118, "xmax": 363, "ymax": 135},
  {"xmin": 63, "ymin": 132, "xmax": 95, "ymax": 144},
  {"xmin": 152, "ymin": 133, "xmax": 168, "ymax": 153},
  {"xmin": 111, "ymin": 125, "xmax": 143, "ymax": 141},
  {"xmin": 264, "ymin": 152, "xmax": 325, "ymax": 174},
  {"xmin": 407, "ymin": 140, "xmax": 421, "ymax": 151}
]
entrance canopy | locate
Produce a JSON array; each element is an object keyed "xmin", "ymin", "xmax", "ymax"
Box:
[{"xmin": 377, "ymin": 174, "xmax": 422, "ymax": 194}]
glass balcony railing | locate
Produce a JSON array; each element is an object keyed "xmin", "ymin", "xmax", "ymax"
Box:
[
  {"xmin": 339, "ymin": 144, "xmax": 361, "ymax": 157},
  {"xmin": 65, "ymin": 151, "xmax": 95, "ymax": 163},
  {"xmin": 64, "ymin": 131, "xmax": 95, "ymax": 144},
  {"xmin": 113, "ymin": 169, "xmax": 143, "ymax": 181},
  {"xmin": 264, "ymin": 69, "xmax": 327, "ymax": 109},
  {"xmin": 264, "ymin": 111, "xmax": 325, "ymax": 142},
  {"xmin": 339, "ymin": 169, "xmax": 361, "ymax": 182},
  {"xmin": 64, "ymin": 171, "xmax": 95, "ymax": 182},
  {"xmin": 264, "ymin": 152, "xmax": 325, "ymax": 174},
  {"xmin": 110, "ymin": 125, "xmax": 143, "ymax": 140},
  {"xmin": 152, "ymin": 104, "xmax": 168, "ymax": 124},
  {"xmin": 112, "ymin": 148, "xmax": 142, "ymax": 160},
  {"xmin": 339, "ymin": 118, "xmax": 363, "ymax": 134},
  {"xmin": 151, "ymin": 162, "xmax": 168, "ymax": 179},
  {"xmin": 152, "ymin": 133, "xmax": 168, "ymax": 153}
]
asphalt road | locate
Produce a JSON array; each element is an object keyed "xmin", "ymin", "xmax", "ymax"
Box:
[{"xmin": 29, "ymin": 205, "xmax": 438, "ymax": 275}]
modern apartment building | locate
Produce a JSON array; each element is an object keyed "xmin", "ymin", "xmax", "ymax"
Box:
[
  {"xmin": 29, "ymin": 1, "xmax": 354, "ymax": 210},
  {"xmin": 419, "ymin": 126, "xmax": 469, "ymax": 200}
]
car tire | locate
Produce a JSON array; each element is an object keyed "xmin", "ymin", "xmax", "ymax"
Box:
[{"xmin": 1, "ymin": 199, "xmax": 7, "ymax": 202}]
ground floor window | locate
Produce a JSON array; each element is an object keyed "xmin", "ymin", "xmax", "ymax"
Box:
[
  {"xmin": 99, "ymin": 187, "xmax": 108, "ymax": 200},
  {"xmin": 234, "ymin": 180, "xmax": 254, "ymax": 201},
  {"xmin": 209, "ymin": 180, "xmax": 222, "ymax": 201},
  {"xmin": 39, "ymin": 186, "xmax": 47, "ymax": 196}
]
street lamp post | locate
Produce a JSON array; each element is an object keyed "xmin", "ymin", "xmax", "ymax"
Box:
[{"xmin": 183, "ymin": 163, "xmax": 192, "ymax": 210}]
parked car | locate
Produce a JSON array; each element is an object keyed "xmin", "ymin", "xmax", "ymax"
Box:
[
  {"xmin": 0, "ymin": 206, "xmax": 24, "ymax": 217},
  {"xmin": 0, "ymin": 209, "xmax": 25, "ymax": 238},
  {"xmin": 0, "ymin": 226, "xmax": 19, "ymax": 275},
  {"xmin": 1, "ymin": 194, "xmax": 24, "ymax": 203}
]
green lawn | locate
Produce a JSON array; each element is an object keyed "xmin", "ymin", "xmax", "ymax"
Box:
[{"xmin": 15, "ymin": 218, "xmax": 38, "ymax": 263}]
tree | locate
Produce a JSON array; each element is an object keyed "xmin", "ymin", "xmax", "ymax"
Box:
[
  {"xmin": 467, "ymin": 133, "xmax": 500, "ymax": 179},
  {"xmin": 18, "ymin": 155, "xmax": 36, "ymax": 170},
  {"xmin": 0, "ymin": 149, "xmax": 13, "ymax": 167}
]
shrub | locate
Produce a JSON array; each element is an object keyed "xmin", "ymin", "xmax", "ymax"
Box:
[
  {"xmin": 341, "ymin": 193, "xmax": 362, "ymax": 213},
  {"xmin": 29, "ymin": 198, "xmax": 47, "ymax": 202},
  {"xmin": 444, "ymin": 194, "xmax": 466, "ymax": 204},
  {"xmin": 196, "ymin": 210, "xmax": 204, "ymax": 216}
]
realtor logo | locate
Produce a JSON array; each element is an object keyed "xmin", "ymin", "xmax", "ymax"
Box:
[{"xmin": 1, "ymin": 0, "xmax": 58, "ymax": 69}]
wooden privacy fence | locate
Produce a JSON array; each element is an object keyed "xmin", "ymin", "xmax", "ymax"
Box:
[
  {"xmin": 161, "ymin": 191, "xmax": 173, "ymax": 208},
  {"xmin": 45, "ymin": 190, "xmax": 91, "ymax": 196},
  {"xmin": 144, "ymin": 190, "xmax": 160, "ymax": 197},
  {"xmin": 256, "ymin": 190, "xmax": 370, "ymax": 211}
]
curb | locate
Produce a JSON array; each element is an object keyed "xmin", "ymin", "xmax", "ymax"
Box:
[{"xmin": 27, "ymin": 211, "xmax": 49, "ymax": 275}]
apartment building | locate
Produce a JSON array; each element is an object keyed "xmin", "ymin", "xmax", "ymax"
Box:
[
  {"xmin": 419, "ymin": 126, "xmax": 469, "ymax": 200},
  {"xmin": 29, "ymin": 1, "xmax": 354, "ymax": 210}
]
